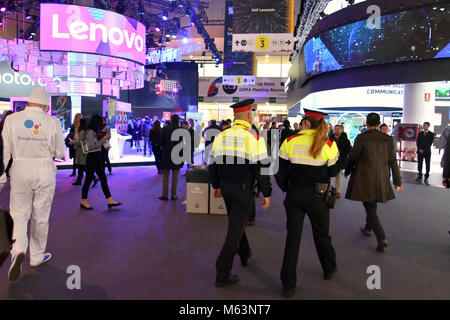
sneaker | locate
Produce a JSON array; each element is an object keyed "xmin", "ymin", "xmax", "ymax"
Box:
[
  {"xmin": 424, "ymin": 178, "xmax": 429, "ymax": 185},
  {"xmin": 30, "ymin": 253, "xmax": 52, "ymax": 267},
  {"xmin": 8, "ymin": 252, "xmax": 25, "ymax": 281},
  {"xmin": 376, "ymin": 240, "xmax": 388, "ymax": 252},
  {"xmin": 215, "ymin": 274, "xmax": 240, "ymax": 288},
  {"xmin": 415, "ymin": 176, "xmax": 422, "ymax": 182}
]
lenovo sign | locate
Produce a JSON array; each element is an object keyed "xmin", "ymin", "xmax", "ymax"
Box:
[{"xmin": 40, "ymin": 3, "xmax": 146, "ymax": 65}]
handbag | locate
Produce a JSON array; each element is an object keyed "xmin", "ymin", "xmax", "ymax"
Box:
[{"xmin": 0, "ymin": 206, "xmax": 14, "ymax": 268}]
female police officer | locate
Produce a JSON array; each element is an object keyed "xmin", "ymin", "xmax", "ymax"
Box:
[{"xmin": 275, "ymin": 109, "xmax": 340, "ymax": 297}]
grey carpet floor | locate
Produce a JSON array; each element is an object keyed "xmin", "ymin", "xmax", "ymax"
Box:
[{"xmin": 0, "ymin": 166, "xmax": 449, "ymax": 300}]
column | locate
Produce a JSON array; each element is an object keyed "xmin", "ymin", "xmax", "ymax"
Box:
[
  {"xmin": 71, "ymin": 95, "xmax": 82, "ymax": 123},
  {"xmin": 403, "ymin": 82, "xmax": 436, "ymax": 130}
]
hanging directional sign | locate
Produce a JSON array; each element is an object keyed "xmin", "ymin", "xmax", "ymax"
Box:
[
  {"xmin": 223, "ymin": 76, "xmax": 256, "ymax": 86},
  {"xmin": 232, "ymin": 33, "xmax": 294, "ymax": 52}
]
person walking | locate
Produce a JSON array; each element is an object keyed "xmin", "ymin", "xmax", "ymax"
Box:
[
  {"xmin": 181, "ymin": 120, "xmax": 195, "ymax": 176},
  {"xmin": 80, "ymin": 115, "xmax": 122, "ymax": 210},
  {"xmin": 126, "ymin": 118, "xmax": 134, "ymax": 149},
  {"xmin": 159, "ymin": 115, "xmax": 184, "ymax": 200},
  {"xmin": 344, "ymin": 113, "xmax": 403, "ymax": 252},
  {"xmin": 415, "ymin": 122, "xmax": 435, "ymax": 185},
  {"xmin": 70, "ymin": 118, "xmax": 87, "ymax": 185},
  {"xmin": 66, "ymin": 113, "xmax": 83, "ymax": 177},
  {"xmin": 141, "ymin": 116, "xmax": 152, "ymax": 157},
  {"xmin": 210, "ymin": 99, "xmax": 271, "ymax": 287},
  {"xmin": 329, "ymin": 124, "xmax": 352, "ymax": 198},
  {"xmin": 150, "ymin": 120, "xmax": 163, "ymax": 174},
  {"xmin": 2, "ymin": 87, "xmax": 65, "ymax": 281},
  {"xmin": 134, "ymin": 119, "xmax": 142, "ymax": 152},
  {"xmin": 275, "ymin": 109, "xmax": 340, "ymax": 297},
  {"xmin": 100, "ymin": 117, "xmax": 112, "ymax": 175}
]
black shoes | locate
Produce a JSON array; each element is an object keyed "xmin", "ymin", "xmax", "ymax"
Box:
[
  {"xmin": 415, "ymin": 176, "xmax": 422, "ymax": 182},
  {"xmin": 80, "ymin": 203, "xmax": 94, "ymax": 210},
  {"xmin": 424, "ymin": 178, "xmax": 429, "ymax": 185},
  {"xmin": 323, "ymin": 267, "xmax": 338, "ymax": 280},
  {"xmin": 215, "ymin": 274, "xmax": 240, "ymax": 288},
  {"xmin": 240, "ymin": 249, "xmax": 252, "ymax": 267},
  {"xmin": 69, "ymin": 173, "xmax": 76, "ymax": 177},
  {"xmin": 158, "ymin": 196, "xmax": 168, "ymax": 201},
  {"xmin": 283, "ymin": 288, "xmax": 296, "ymax": 298},
  {"xmin": 171, "ymin": 195, "xmax": 178, "ymax": 201},
  {"xmin": 72, "ymin": 181, "xmax": 82, "ymax": 186},
  {"xmin": 376, "ymin": 240, "xmax": 388, "ymax": 252},
  {"xmin": 108, "ymin": 202, "xmax": 122, "ymax": 209}
]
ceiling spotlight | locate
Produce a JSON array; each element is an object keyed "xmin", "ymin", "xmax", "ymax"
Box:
[
  {"xmin": 26, "ymin": 10, "xmax": 31, "ymax": 19},
  {"xmin": 162, "ymin": 11, "xmax": 168, "ymax": 21},
  {"xmin": 182, "ymin": 37, "xmax": 189, "ymax": 44},
  {"xmin": 171, "ymin": 35, "xmax": 177, "ymax": 39},
  {"xmin": 155, "ymin": 27, "xmax": 161, "ymax": 32},
  {"xmin": 0, "ymin": 7, "xmax": 6, "ymax": 13}
]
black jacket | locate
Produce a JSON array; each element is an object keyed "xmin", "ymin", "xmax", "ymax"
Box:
[
  {"xmin": 141, "ymin": 120, "xmax": 152, "ymax": 138},
  {"xmin": 149, "ymin": 127, "xmax": 162, "ymax": 147},
  {"xmin": 417, "ymin": 131, "xmax": 435, "ymax": 155},
  {"xmin": 443, "ymin": 137, "xmax": 450, "ymax": 179},
  {"xmin": 203, "ymin": 124, "xmax": 221, "ymax": 147},
  {"xmin": 330, "ymin": 132, "xmax": 352, "ymax": 167},
  {"xmin": 280, "ymin": 128, "xmax": 294, "ymax": 145},
  {"xmin": 161, "ymin": 123, "xmax": 184, "ymax": 170}
]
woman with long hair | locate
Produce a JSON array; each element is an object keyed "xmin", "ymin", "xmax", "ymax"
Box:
[
  {"xmin": 80, "ymin": 114, "xmax": 121, "ymax": 210},
  {"xmin": 275, "ymin": 110, "xmax": 341, "ymax": 297},
  {"xmin": 149, "ymin": 120, "xmax": 162, "ymax": 174}
]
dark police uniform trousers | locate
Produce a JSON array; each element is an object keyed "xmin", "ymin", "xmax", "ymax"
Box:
[
  {"xmin": 216, "ymin": 179, "xmax": 253, "ymax": 282},
  {"xmin": 281, "ymin": 186, "xmax": 337, "ymax": 291}
]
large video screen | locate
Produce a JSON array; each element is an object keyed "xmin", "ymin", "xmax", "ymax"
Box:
[
  {"xmin": 122, "ymin": 62, "xmax": 198, "ymax": 112},
  {"xmin": 303, "ymin": 4, "xmax": 450, "ymax": 78}
]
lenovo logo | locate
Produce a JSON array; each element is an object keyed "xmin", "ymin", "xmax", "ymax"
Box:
[{"xmin": 51, "ymin": 14, "xmax": 145, "ymax": 52}]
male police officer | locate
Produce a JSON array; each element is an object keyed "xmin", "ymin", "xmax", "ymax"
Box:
[{"xmin": 210, "ymin": 99, "xmax": 272, "ymax": 287}]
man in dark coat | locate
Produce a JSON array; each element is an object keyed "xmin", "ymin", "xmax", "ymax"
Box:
[
  {"xmin": 141, "ymin": 116, "xmax": 153, "ymax": 156},
  {"xmin": 330, "ymin": 124, "xmax": 352, "ymax": 198},
  {"xmin": 416, "ymin": 121, "xmax": 435, "ymax": 185},
  {"xmin": 344, "ymin": 113, "xmax": 403, "ymax": 252},
  {"xmin": 159, "ymin": 114, "xmax": 184, "ymax": 200},
  {"xmin": 280, "ymin": 119, "xmax": 294, "ymax": 145}
]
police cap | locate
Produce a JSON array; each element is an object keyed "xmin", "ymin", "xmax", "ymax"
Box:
[
  {"xmin": 230, "ymin": 99, "xmax": 255, "ymax": 113},
  {"xmin": 303, "ymin": 108, "xmax": 328, "ymax": 119}
]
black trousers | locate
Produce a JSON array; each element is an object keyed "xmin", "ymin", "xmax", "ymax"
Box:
[
  {"xmin": 72, "ymin": 158, "xmax": 77, "ymax": 175},
  {"xmin": 248, "ymin": 196, "xmax": 256, "ymax": 222},
  {"xmin": 152, "ymin": 144, "xmax": 162, "ymax": 172},
  {"xmin": 417, "ymin": 152, "xmax": 431, "ymax": 178},
  {"xmin": 82, "ymin": 151, "xmax": 111, "ymax": 200},
  {"xmin": 281, "ymin": 188, "xmax": 336, "ymax": 291},
  {"xmin": 101, "ymin": 147, "xmax": 112, "ymax": 173},
  {"xmin": 74, "ymin": 164, "xmax": 85, "ymax": 183},
  {"xmin": 216, "ymin": 180, "xmax": 253, "ymax": 282},
  {"xmin": 362, "ymin": 201, "xmax": 386, "ymax": 242}
]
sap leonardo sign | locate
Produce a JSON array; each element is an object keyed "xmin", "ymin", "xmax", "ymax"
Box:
[{"xmin": 40, "ymin": 3, "xmax": 146, "ymax": 65}]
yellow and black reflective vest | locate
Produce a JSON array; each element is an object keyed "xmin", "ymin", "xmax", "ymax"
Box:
[
  {"xmin": 275, "ymin": 129, "xmax": 340, "ymax": 192},
  {"xmin": 209, "ymin": 120, "xmax": 272, "ymax": 197}
]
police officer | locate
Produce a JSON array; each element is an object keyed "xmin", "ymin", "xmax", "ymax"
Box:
[
  {"xmin": 275, "ymin": 109, "xmax": 340, "ymax": 297},
  {"xmin": 210, "ymin": 99, "xmax": 272, "ymax": 287}
]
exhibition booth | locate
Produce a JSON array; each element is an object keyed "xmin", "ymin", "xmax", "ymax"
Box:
[{"xmin": 0, "ymin": 2, "xmax": 201, "ymax": 166}]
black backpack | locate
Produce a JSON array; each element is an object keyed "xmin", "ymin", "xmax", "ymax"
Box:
[{"xmin": 0, "ymin": 207, "xmax": 14, "ymax": 268}]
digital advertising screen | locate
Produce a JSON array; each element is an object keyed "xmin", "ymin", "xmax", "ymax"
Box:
[
  {"xmin": 40, "ymin": 3, "xmax": 146, "ymax": 65},
  {"xmin": 303, "ymin": 4, "xmax": 450, "ymax": 79}
]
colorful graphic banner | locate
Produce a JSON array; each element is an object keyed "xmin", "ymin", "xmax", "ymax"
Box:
[{"xmin": 40, "ymin": 3, "xmax": 146, "ymax": 65}]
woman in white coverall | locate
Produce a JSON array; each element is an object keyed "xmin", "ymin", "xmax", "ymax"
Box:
[{"xmin": 2, "ymin": 87, "xmax": 65, "ymax": 281}]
